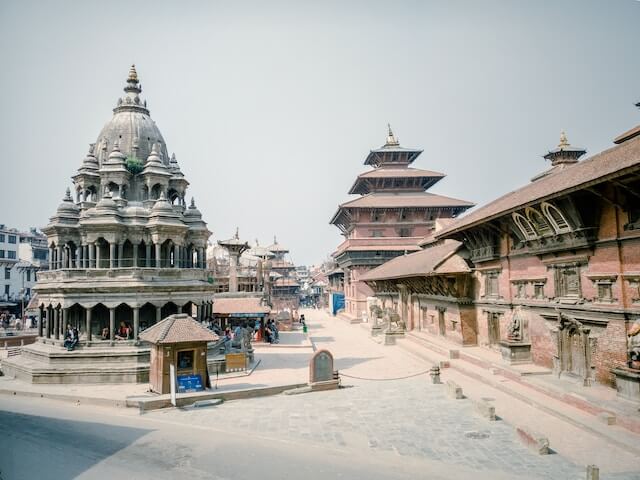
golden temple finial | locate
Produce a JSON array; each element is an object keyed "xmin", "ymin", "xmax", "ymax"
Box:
[
  {"xmin": 386, "ymin": 123, "xmax": 399, "ymax": 146},
  {"xmin": 128, "ymin": 64, "xmax": 138, "ymax": 83},
  {"xmin": 558, "ymin": 130, "xmax": 570, "ymax": 149}
]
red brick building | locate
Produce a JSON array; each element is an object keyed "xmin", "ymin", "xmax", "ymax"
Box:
[{"xmin": 362, "ymin": 123, "xmax": 640, "ymax": 395}]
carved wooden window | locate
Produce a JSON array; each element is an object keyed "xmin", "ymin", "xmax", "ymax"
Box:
[
  {"xmin": 515, "ymin": 282, "xmax": 526, "ymax": 298},
  {"xmin": 541, "ymin": 202, "xmax": 571, "ymax": 233},
  {"xmin": 596, "ymin": 282, "xmax": 613, "ymax": 302},
  {"xmin": 370, "ymin": 230, "xmax": 384, "ymax": 237},
  {"xmin": 533, "ymin": 283, "xmax": 545, "ymax": 299},
  {"xmin": 512, "ymin": 213, "xmax": 537, "ymax": 240},
  {"xmin": 526, "ymin": 207, "xmax": 552, "ymax": 236},
  {"xmin": 398, "ymin": 227, "xmax": 412, "ymax": 237},
  {"xmin": 555, "ymin": 266, "xmax": 581, "ymax": 298},
  {"xmin": 485, "ymin": 271, "xmax": 500, "ymax": 297},
  {"xmin": 371, "ymin": 210, "xmax": 381, "ymax": 222}
]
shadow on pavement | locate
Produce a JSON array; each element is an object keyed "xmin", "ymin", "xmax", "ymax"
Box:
[{"xmin": 0, "ymin": 410, "xmax": 152, "ymax": 480}]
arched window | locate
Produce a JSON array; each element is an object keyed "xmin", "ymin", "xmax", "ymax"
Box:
[
  {"xmin": 526, "ymin": 207, "xmax": 552, "ymax": 236},
  {"xmin": 541, "ymin": 202, "xmax": 571, "ymax": 233},
  {"xmin": 512, "ymin": 213, "xmax": 537, "ymax": 240}
]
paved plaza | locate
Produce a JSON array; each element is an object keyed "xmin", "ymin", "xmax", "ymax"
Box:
[{"xmin": 2, "ymin": 308, "xmax": 638, "ymax": 479}]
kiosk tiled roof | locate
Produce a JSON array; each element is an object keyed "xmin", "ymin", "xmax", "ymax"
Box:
[{"xmin": 139, "ymin": 314, "xmax": 219, "ymax": 344}]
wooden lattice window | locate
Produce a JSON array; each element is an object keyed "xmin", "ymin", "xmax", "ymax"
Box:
[
  {"xmin": 541, "ymin": 202, "xmax": 571, "ymax": 233},
  {"xmin": 526, "ymin": 207, "xmax": 552, "ymax": 236},
  {"xmin": 555, "ymin": 266, "xmax": 581, "ymax": 298},
  {"xmin": 485, "ymin": 271, "xmax": 500, "ymax": 297},
  {"xmin": 512, "ymin": 213, "xmax": 537, "ymax": 240}
]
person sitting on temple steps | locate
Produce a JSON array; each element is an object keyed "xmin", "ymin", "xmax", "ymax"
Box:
[{"xmin": 64, "ymin": 324, "xmax": 79, "ymax": 351}]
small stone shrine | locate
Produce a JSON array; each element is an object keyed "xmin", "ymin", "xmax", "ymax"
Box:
[
  {"xmin": 139, "ymin": 314, "xmax": 218, "ymax": 394},
  {"xmin": 499, "ymin": 307, "xmax": 532, "ymax": 365}
]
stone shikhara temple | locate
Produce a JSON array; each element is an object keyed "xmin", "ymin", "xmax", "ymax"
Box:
[
  {"xmin": 330, "ymin": 126, "xmax": 474, "ymax": 321},
  {"xmin": 3, "ymin": 66, "xmax": 215, "ymax": 383},
  {"xmin": 362, "ymin": 117, "xmax": 640, "ymax": 399}
]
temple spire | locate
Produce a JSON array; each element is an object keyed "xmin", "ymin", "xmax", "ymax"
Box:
[
  {"xmin": 124, "ymin": 64, "xmax": 141, "ymax": 94},
  {"xmin": 543, "ymin": 130, "xmax": 586, "ymax": 167},
  {"xmin": 385, "ymin": 123, "xmax": 399, "ymax": 146}
]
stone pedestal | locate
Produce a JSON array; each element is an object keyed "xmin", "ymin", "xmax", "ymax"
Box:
[
  {"xmin": 499, "ymin": 341, "xmax": 532, "ymax": 365},
  {"xmin": 612, "ymin": 366, "xmax": 640, "ymax": 403},
  {"xmin": 370, "ymin": 325, "xmax": 383, "ymax": 337},
  {"xmin": 384, "ymin": 333, "xmax": 396, "ymax": 345}
]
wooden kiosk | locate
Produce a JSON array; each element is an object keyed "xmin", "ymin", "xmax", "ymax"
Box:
[{"xmin": 139, "ymin": 314, "xmax": 219, "ymax": 394}]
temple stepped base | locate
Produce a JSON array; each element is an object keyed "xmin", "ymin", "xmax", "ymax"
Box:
[{"xmin": 1, "ymin": 341, "xmax": 150, "ymax": 384}]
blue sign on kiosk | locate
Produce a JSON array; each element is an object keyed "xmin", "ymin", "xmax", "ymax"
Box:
[{"xmin": 177, "ymin": 374, "xmax": 204, "ymax": 393}]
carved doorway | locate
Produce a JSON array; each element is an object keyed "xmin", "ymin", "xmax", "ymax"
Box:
[
  {"xmin": 488, "ymin": 312, "xmax": 501, "ymax": 348},
  {"xmin": 556, "ymin": 312, "xmax": 591, "ymax": 385}
]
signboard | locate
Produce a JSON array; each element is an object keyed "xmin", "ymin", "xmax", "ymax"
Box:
[
  {"xmin": 225, "ymin": 353, "xmax": 247, "ymax": 372},
  {"xmin": 177, "ymin": 374, "xmax": 204, "ymax": 393}
]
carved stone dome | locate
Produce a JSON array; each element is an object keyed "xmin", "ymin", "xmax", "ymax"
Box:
[{"xmin": 94, "ymin": 65, "xmax": 169, "ymax": 167}]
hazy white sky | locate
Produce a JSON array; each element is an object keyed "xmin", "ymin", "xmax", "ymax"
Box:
[{"xmin": 1, "ymin": 0, "xmax": 639, "ymax": 265}]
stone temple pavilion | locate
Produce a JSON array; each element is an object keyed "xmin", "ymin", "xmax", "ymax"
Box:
[{"xmin": 2, "ymin": 66, "xmax": 216, "ymax": 384}]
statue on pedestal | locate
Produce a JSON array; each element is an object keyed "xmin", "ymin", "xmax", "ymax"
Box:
[{"xmin": 628, "ymin": 320, "xmax": 640, "ymax": 370}]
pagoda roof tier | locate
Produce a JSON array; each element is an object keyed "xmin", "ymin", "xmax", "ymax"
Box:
[
  {"xmin": 363, "ymin": 125, "xmax": 423, "ymax": 167},
  {"xmin": 348, "ymin": 167, "xmax": 445, "ymax": 194},
  {"xmin": 330, "ymin": 192, "xmax": 473, "ymax": 233}
]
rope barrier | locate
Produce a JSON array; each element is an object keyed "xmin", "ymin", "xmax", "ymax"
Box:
[{"xmin": 338, "ymin": 368, "xmax": 433, "ymax": 381}]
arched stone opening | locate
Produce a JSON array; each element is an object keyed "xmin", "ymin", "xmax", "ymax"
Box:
[
  {"xmin": 115, "ymin": 303, "xmax": 133, "ymax": 332},
  {"xmin": 140, "ymin": 302, "xmax": 157, "ymax": 332},
  {"xmin": 92, "ymin": 303, "xmax": 109, "ymax": 338},
  {"xmin": 161, "ymin": 301, "xmax": 178, "ymax": 319},
  {"xmin": 122, "ymin": 240, "xmax": 134, "ymax": 267}
]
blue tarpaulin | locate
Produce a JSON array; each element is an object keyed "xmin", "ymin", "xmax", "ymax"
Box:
[{"xmin": 331, "ymin": 293, "xmax": 345, "ymax": 315}]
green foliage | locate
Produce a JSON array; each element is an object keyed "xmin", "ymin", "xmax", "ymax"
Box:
[{"xmin": 126, "ymin": 156, "xmax": 144, "ymax": 174}]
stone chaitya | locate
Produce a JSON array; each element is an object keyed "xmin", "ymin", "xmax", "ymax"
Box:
[{"xmin": 2, "ymin": 66, "xmax": 215, "ymax": 384}]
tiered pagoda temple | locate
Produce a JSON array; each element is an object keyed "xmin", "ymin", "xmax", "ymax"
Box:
[
  {"xmin": 330, "ymin": 126, "xmax": 474, "ymax": 321},
  {"xmin": 266, "ymin": 237, "xmax": 300, "ymax": 311},
  {"xmin": 3, "ymin": 66, "xmax": 215, "ymax": 384}
]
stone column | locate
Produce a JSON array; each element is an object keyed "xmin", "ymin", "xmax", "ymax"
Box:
[
  {"xmin": 62, "ymin": 307, "xmax": 69, "ymax": 336},
  {"xmin": 38, "ymin": 306, "xmax": 44, "ymax": 337},
  {"xmin": 145, "ymin": 244, "xmax": 151, "ymax": 267},
  {"xmin": 48, "ymin": 248, "xmax": 53, "ymax": 270},
  {"xmin": 85, "ymin": 245, "xmax": 90, "ymax": 268},
  {"xmin": 155, "ymin": 243, "xmax": 161, "ymax": 268},
  {"xmin": 46, "ymin": 306, "xmax": 52, "ymax": 338},
  {"xmin": 133, "ymin": 307, "xmax": 140, "ymax": 340},
  {"xmin": 118, "ymin": 242, "xmax": 124, "ymax": 268},
  {"xmin": 109, "ymin": 307, "xmax": 115, "ymax": 341},
  {"xmin": 85, "ymin": 307, "xmax": 92, "ymax": 341},
  {"xmin": 229, "ymin": 252, "xmax": 239, "ymax": 293},
  {"xmin": 156, "ymin": 306, "xmax": 162, "ymax": 324},
  {"xmin": 54, "ymin": 308, "xmax": 60, "ymax": 340},
  {"xmin": 95, "ymin": 243, "xmax": 101, "ymax": 269},
  {"xmin": 174, "ymin": 245, "xmax": 180, "ymax": 268},
  {"xmin": 89, "ymin": 243, "xmax": 95, "ymax": 268},
  {"xmin": 133, "ymin": 242, "xmax": 138, "ymax": 268},
  {"xmin": 109, "ymin": 242, "xmax": 116, "ymax": 269},
  {"xmin": 202, "ymin": 249, "xmax": 207, "ymax": 269},
  {"xmin": 198, "ymin": 247, "xmax": 204, "ymax": 269}
]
